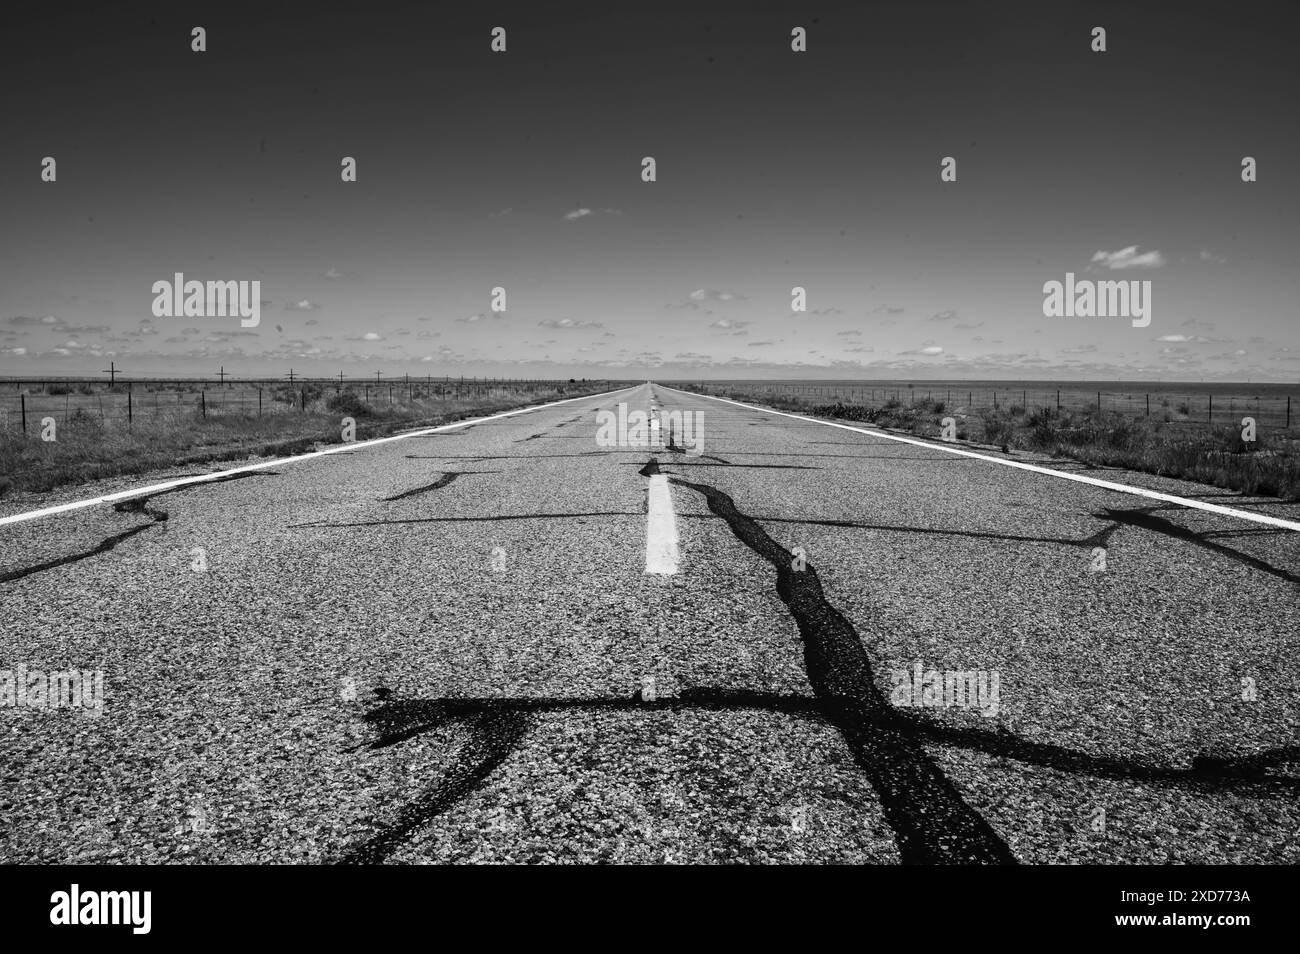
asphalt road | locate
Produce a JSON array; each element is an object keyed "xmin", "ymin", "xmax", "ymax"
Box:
[{"xmin": 1, "ymin": 382, "xmax": 1297, "ymax": 864}]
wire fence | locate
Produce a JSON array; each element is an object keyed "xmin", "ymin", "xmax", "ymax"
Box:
[
  {"xmin": 0, "ymin": 378, "xmax": 616, "ymax": 434},
  {"xmin": 685, "ymin": 383, "xmax": 1299, "ymax": 429}
]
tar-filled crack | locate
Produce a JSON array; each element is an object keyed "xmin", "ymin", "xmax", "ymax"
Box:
[
  {"xmin": 382, "ymin": 472, "xmax": 462, "ymax": 501},
  {"xmin": 381, "ymin": 471, "xmax": 497, "ymax": 502},
  {"xmin": 405, "ymin": 452, "xmax": 611, "ymax": 460},
  {"xmin": 292, "ymin": 512, "xmax": 635, "ymax": 529},
  {"xmin": 684, "ymin": 514, "xmax": 1120, "ymax": 550},
  {"xmin": 336, "ymin": 684, "xmax": 1298, "ymax": 864},
  {"xmin": 1100, "ymin": 506, "xmax": 1299, "ymax": 585},
  {"xmin": 628, "ymin": 462, "xmax": 817, "ymax": 470},
  {"xmin": 668, "ymin": 473, "xmax": 1017, "ymax": 864},
  {"xmin": 0, "ymin": 472, "xmax": 275, "ymax": 585},
  {"xmin": 331, "ymin": 473, "xmax": 1292, "ymax": 864},
  {"xmin": 338, "ymin": 706, "xmax": 531, "ymax": 865}
]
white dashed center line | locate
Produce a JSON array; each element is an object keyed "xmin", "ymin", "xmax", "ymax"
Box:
[{"xmin": 645, "ymin": 472, "xmax": 680, "ymax": 574}]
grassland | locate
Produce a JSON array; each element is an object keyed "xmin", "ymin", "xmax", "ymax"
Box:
[
  {"xmin": 678, "ymin": 383, "xmax": 1300, "ymax": 501},
  {"xmin": 0, "ymin": 381, "xmax": 615, "ymax": 497}
]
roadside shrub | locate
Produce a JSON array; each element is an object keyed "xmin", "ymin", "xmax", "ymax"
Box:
[
  {"xmin": 981, "ymin": 414, "xmax": 1016, "ymax": 448},
  {"xmin": 1023, "ymin": 406, "xmax": 1061, "ymax": 449},
  {"xmin": 325, "ymin": 390, "xmax": 374, "ymax": 417}
]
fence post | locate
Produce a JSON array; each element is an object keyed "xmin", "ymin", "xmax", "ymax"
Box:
[
  {"xmin": 1288, "ymin": 395, "xmax": 1292, "ymax": 429},
  {"xmin": 20, "ymin": 393, "xmax": 26, "ymax": 435},
  {"xmin": 1145, "ymin": 393, "xmax": 1149, "ymax": 417},
  {"xmin": 1208, "ymin": 394, "xmax": 1212, "ymax": 423},
  {"xmin": 201, "ymin": 390, "xmax": 206, "ymax": 418},
  {"xmin": 258, "ymin": 388, "xmax": 262, "ymax": 417},
  {"xmin": 128, "ymin": 390, "xmax": 133, "ymax": 429},
  {"xmin": 1056, "ymin": 389, "xmax": 1060, "ymax": 411},
  {"xmin": 301, "ymin": 387, "xmax": 306, "ymax": 411},
  {"xmin": 1097, "ymin": 391, "xmax": 1101, "ymax": 411}
]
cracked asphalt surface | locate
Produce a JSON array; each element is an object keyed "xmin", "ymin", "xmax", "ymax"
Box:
[{"xmin": 1, "ymin": 382, "xmax": 1297, "ymax": 863}]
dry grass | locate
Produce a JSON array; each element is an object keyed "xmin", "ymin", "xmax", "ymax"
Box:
[
  {"xmin": 0, "ymin": 384, "xmax": 606, "ymax": 497},
  {"xmin": 693, "ymin": 386, "xmax": 1300, "ymax": 501}
]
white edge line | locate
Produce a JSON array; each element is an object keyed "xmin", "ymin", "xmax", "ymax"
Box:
[
  {"xmin": 658, "ymin": 384, "xmax": 1300, "ymax": 533},
  {"xmin": 0, "ymin": 384, "xmax": 642, "ymax": 528}
]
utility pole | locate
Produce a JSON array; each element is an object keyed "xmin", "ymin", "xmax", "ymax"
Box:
[
  {"xmin": 216, "ymin": 365, "xmax": 228, "ymax": 386},
  {"xmin": 375, "ymin": 370, "xmax": 382, "ymax": 385},
  {"xmin": 286, "ymin": 368, "xmax": 297, "ymax": 384},
  {"xmin": 101, "ymin": 361, "xmax": 119, "ymax": 386}
]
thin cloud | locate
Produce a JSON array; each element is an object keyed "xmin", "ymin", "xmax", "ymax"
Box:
[
  {"xmin": 6, "ymin": 315, "xmax": 61, "ymax": 327},
  {"xmin": 669, "ymin": 288, "xmax": 747, "ymax": 310},
  {"xmin": 1090, "ymin": 245, "xmax": 1166, "ymax": 270},
  {"xmin": 564, "ymin": 207, "xmax": 620, "ymax": 220},
  {"xmin": 538, "ymin": 318, "xmax": 603, "ymax": 329}
]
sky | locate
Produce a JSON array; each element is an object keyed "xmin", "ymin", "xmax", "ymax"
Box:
[{"xmin": 1, "ymin": 0, "xmax": 1297, "ymax": 381}]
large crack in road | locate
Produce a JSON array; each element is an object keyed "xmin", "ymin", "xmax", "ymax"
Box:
[
  {"xmin": 0, "ymin": 472, "xmax": 276, "ymax": 585},
  {"xmin": 664, "ymin": 466, "xmax": 1018, "ymax": 863}
]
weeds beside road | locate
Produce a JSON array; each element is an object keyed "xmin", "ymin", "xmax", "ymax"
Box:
[
  {"xmin": 0, "ymin": 382, "xmax": 617, "ymax": 497},
  {"xmin": 679, "ymin": 385, "xmax": 1300, "ymax": 501}
]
